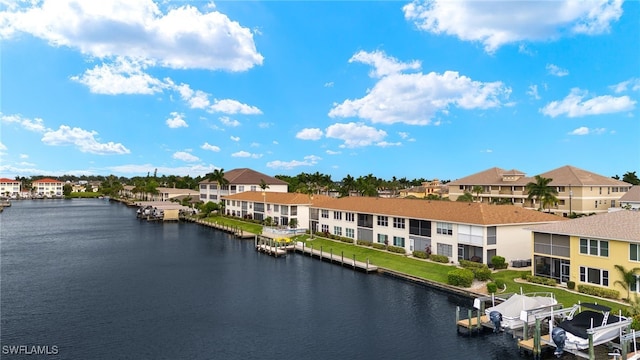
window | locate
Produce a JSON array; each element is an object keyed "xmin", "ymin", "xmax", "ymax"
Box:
[
  {"xmin": 281, "ymin": 206, "xmax": 289, "ymax": 215},
  {"xmin": 291, "ymin": 206, "xmax": 297, "ymax": 216},
  {"xmin": 377, "ymin": 216, "xmax": 388, "ymax": 227},
  {"xmin": 437, "ymin": 243, "xmax": 452, "ymax": 257},
  {"xmin": 274, "ymin": 205, "xmax": 279, "ymax": 212},
  {"xmin": 321, "ymin": 210, "xmax": 329, "ymax": 218},
  {"xmin": 346, "ymin": 228, "xmax": 354, "ymax": 238},
  {"xmin": 580, "ymin": 238, "xmax": 608, "ymax": 257},
  {"xmin": 579, "ymin": 266, "xmax": 609, "ymax": 286},
  {"xmin": 238, "ymin": 185, "xmax": 244, "ymax": 192},
  {"xmin": 437, "ymin": 222, "xmax": 453, "ymax": 235},
  {"xmin": 251, "ymin": 186, "xmax": 257, "ymax": 191},
  {"xmin": 393, "ymin": 217, "xmax": 405, "ymax": 229},
  {"xmin": 334, "ymin": 211, "xmax": 342, "ymax": 220},
  {"xmin": 393, "ymin": 236, "xmax": 405, "ymax": 247},
  {"xmin": 487, "ymin": 226, "xmax": 496, "ymax": 245},
  {"xmin": 321, "ymin": 224, "xmax": 329, "ymax": 233},
  {"xmin": 631, "ymin": 244, "xmax": 640, "ymax": 262},
  {"xmin": 209, "ymin": 194, "xmax": 217, "ymax": 200},
  {"xmin": 345, "ymin": 212, "xmax": 355, "ymax": 222},
  {"xmin": 334, "ymin": 226, "xmax": 342, "ymax": 236},
  {"xmin": 210, "ymin": 184, "xmax": 217, "ymax": 190},
  {"xmin": 200, "ymin": 184, "xmax": 207, "ymax": 190},
  {"xmin": 377, "ymin": 234, "xmax": 388, "ymax": 244}
]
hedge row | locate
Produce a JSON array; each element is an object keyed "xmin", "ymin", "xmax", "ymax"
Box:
[
  {"xmin": 412, "ymin": 251, "xmax": 428, "ymax": 259},
  {"xmin": 521, "ymin": 274, "xmax": 557, "ymax": 287},
  {"xmin": 577, "ymin": 284, "xmax": 620, "ymax": 300},
  {"xmin": 429, "ymin": 254, "xmax": 449, "ymax": 263},
  {"xmin": 447, "ymin": 268, "xmax": 474, "ymax": 287}
]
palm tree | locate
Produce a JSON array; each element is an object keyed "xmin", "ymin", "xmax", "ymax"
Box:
[
  {"xmin": 340, "ymin": 175, "xmax": 356, "ymax": 197},
  {"xmin": 614, "ymin": 265, "xmax": 640, "ymax": 301},
  {"xmin": 456, "ymin": 192, "xmax": 474, "ymax": 202},
  {"xmin": 208, "ymin": 168, "xmax": 229, "ymax": 204},
  {"xmin": 525, "ymin": 175, "xmax": 558, "ymax": 211},
  {"xmin": 471, "ymin": 185, "xmax": 484, "ymax": 203},
  {"xmin": 259, "ymin": 178, "xmax": 270, "ymax": 192}
]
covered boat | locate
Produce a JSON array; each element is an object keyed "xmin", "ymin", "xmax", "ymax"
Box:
[{"xmin": 482, "ymin": 292, "xmax": 557, "ymax": 331}]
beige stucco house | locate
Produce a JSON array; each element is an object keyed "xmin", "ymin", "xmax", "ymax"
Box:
[{"xmin": 199, "ymin": 168, "xmax": 288, "ymax": 203}]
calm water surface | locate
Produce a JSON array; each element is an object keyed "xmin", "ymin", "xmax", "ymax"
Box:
[{"xmin": 2, "ymin": 199, "xmax": 546, "ymax": 359}]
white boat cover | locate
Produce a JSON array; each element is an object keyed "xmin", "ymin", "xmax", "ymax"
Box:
[{"xmin": 486, "ymin": 294, "xmax": 556, "ymax": 319}]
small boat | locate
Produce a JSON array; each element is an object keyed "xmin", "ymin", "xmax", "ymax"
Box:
[
  {"xmin": 551, "ymin": 303, "xmax": 632, "ymax": 356},
  {"xmin": 477, "ymin": 292, "xmax": 557, "ymax": 331}
]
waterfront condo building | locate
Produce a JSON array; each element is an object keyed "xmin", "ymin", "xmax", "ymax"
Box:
[
  {"xmin": 447, "ymin": 165, "xmax": 631, "ymax": 216},
  {"xmin": 0, "ymin": 178, "xmax": 21, "ymax": 197},
  {"xmin": 199, "ymin": 168, "xmax": 288, "ymax": 203},
  {"xmin": 32, "ymin": 178, "xmax": 64, "ymax": 197},
  {"xmin": 529, "ymin": 210, "xmax": 640, "ymax": 298}
]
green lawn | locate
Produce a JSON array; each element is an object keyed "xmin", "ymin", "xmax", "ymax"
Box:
[{"xmin": 199, "ymin": 216, "xmax": 629, "ymax": 314}]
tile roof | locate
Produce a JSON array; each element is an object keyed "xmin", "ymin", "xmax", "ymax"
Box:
[
  {"xmin": 199, "ymin": 168, "xmax": 288, "ymax": 186},
  {"xmin": 33, "ymin": 178, "xmax": 62, "ymax": 183},
  {"xmin": 620, "ymin": 186, "xmax": 640, "ymax": 202},
  {"xmin": 0, "ymin": 178, "xmax": 20, "ymax": 183},
  {"xmin": 527, "ymin": 210, "xmax": 640, "ymax": 242},
  {"xmin": 448, "ymin": 167, "xmax": 530, "ymax": 186},
  {"xmin": 538, "ymin": 165, "xmax": 630, "ymax": 186},
  {"xmin": 224, "ymin": 192, "xmax": 565, "ymax": 226}
]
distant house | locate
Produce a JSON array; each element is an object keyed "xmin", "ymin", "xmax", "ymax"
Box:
[
  {"xmin": 32, "ymin": 178, "xmax": 64, "ymax": 197},
  {"xmin": 618, "ymin": 186, "xmax": 640, "ymax": 210},
  {"xmin": 199, "ymin": 168, "xmax": 288, "ymax": 203},
  {"xmin": 120, "ymin": 186, "xmax": 199, "ymax": 202},
  {"xmin": 310, "ymin": 197, "xmax": 565, "ymax": 265},
  {"xmin": 399, "ymin": 179, "xmax": 447, "ymax": 199},
  {"xmin": 528, "ymin": 210, "xmax": 640, "ymax": 297},
  {"xmin": 448, "ymin": 165, "xmax": 631, "ymax": 216},
  {"xmin": 0, "ymin": 178, "xmax": 21, "ymax": 197}
]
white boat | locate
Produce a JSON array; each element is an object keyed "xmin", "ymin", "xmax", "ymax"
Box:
[
  {"xmin": 478, "ymin": 292, "xmax": 557, "ymax": 331},
  {"xmin": 551, "ymin": 303, "xmax": 632, "ymax": 356}
]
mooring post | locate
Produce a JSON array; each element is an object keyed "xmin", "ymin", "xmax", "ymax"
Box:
[
  {"xmin": 341, "ymin": 251, "xmax": 344, "ymax": 266},
  {"xmin": 588, "ymin": 333, "xmax": 594, "ymax": 360},
  {"xmin": 353, "ymin": 254, "xmax": 356, "ymax": 267},
  {"xmin": 467, "ymin": 309, "xmax": 472, "ymax": 331},
  {"xmin": 330, "ymin": 248, "xmax": 333, "ymax": 262},
  {"xmin": 533, "ymin": 318, "xmax": 541, "ymax": 360},
  {"xmin": 320, "ymin": 246, "xmax": 323, "ymax": 260},
  {"xmin": 366, "ymin": 258, "xmax": 369, "ymax": 271},
  {"xmin": 456, "ymin": 306, "xmax": 460, "ymax": 333}
]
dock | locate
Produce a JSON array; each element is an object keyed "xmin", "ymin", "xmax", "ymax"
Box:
[
  {"xmin": 183, "ymin": 217, "xmax": 255, "ymax": 238},
  {"xmin": 293, "ymin": 242, "xmax": 378, "ymax": 273}
]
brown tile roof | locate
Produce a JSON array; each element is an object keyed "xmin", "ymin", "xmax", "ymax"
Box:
[
  {"xmin": 538, "ymin": 165, "xmax": 630, "ymax": 187},
  {"xmin": 448, "ymin": 167, "xmax": 530, "ymax": 186},
  {"xmin": 0, "ymin": 178, "xmax": 19, "ymax": 183},
  {"xmin": 223, "ymin": 191, "xmax": 332, "ymax": 205},
  {"xmin": 528, "ymin": 210, "xmax": 640, "ymax": 242},
  {"xmin": 33, "ymin": 178, "xmax": 62, "ymax": 183},
  {"xmin": 620, "ymin": 186, "xmax": 640, "ymax": 202},
  {"xmin": 199, "ymin": 168, "xmax": 288, "ymax": 186}
]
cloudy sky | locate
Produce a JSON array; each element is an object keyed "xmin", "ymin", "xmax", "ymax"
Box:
[{"xmin": 1, "ymin": 0, "xmax": 638, "ymax": 181}]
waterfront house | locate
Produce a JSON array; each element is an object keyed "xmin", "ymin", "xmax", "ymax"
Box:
[
  {"xmin": 32, "ymin": 178, "xmax": 64, "ymax": 197},
  {"xmin": 447, "ymin": 165, "xmax": 631, "ymax": 216},
  {"xmin": 199, "ymin": 168, "xmax": 288, "ymax": 203},
  {"xmin": 528, "ymin": 210, "xmax": 640, "ymax": 297},
  {"xmin": 120, "ymin": 186, "xmax": 199, "ymax": 202},
  {"xmin": 0, "ymin": 178, "xmax": 21, "ymax": 198},
  {"xmin": 618, "ymin": 186, "xmax": 640, "ymax": 210}
]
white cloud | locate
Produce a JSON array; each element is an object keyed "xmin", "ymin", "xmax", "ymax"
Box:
[
  {"xmin": 1, "ymin": 0, "xmax": 263, "ymax": 71},
  {"xmin": 166, "ymin": 112, "xmax": 188, "ymax": 128},
  {"xmin": 296, "ymin": 128, "xmax": 323, "ymax": 140},
  {"xmin": 258, "ymin": 122, "xmax": 272, "ymax": 128},
  {"xmin": 330, "ymin": 51, "xmax": 510, "ymax": 125},
  {"xmin": 541, "ymin": 88, "xmax": 636, "ymax": 117},
  {"xmin": 527, "ymin": 85, "xmax": 541, "ymax": 100},
  {"xmin": 230, "ymin": 136, "xmax": 240, "ymax": 142},
  {"xmin": 1, "ymin": 114, "xmax": 47, "ymax": 132},
  {"xmin": 41, "ymin": 125, "xmax": 130, "ymax": 154},
  {"xmin": 546, "ymin": 64, "xmax": 569, "ymax": 77},
  {"xmin": 349, "ymin": 50, "xmax": 421, "ymax": 78},
  {"xmin": 71, "ymin": 57, "xmax": 167, "ymax": 95},
  {"xmin": 569, "ymin": 127, "xmax": 607, "ymax": 135},
  {"xmin": 324, "ymin": 82, "xmax": 334, "ymax": 87},
  {"xmin": 231, "ymin": 151, "xmax": 262, "ymax": 159},
  {"xmin": 172, "ymin": 151, "xmax": 200, "ymax": 162},
  {"xmin": 174, "ymin": 83, "xmax": 211, "ymax": 109},
  {"xmin": 219, "ymin": 116, "xmax": 240, "ymax": 127},
  {"xmin": 481, "ymin": 149, "xmax": 493, "ymax": 153},
  {"xmin": 210, "ymin": 99, "xmax": 262, "ymax": 115},
  {"xmin": 398, "ymin": 132, "xmax": 409, "ymax": 139},
  {"xmin": 201, "ymin": 142, "xmax": 221, "ymax": 152},
  {"xmin": 610, "ymin": 78, "xmax": 640, "ymax": 93},
  {"xmin": 0, "ymin": 142, "xmax": 6, "ymax": 151},
  {"xmin": 376, "ymin": 141, "xmax": 401, "ymax": 147},
  {"xmin": 403, "ymin": 0, "xmax": 623, "ymax": 53},
  {"xmin": 19, "ymin": 154, "xmax": 28, "ymax": 159},
  {"xmin": 518, "ymin": 44, "xmax": 535, "ymax": 56},
  {"xmin": 325, "ymin": 122, "xmax": 387, "ymax": 148},
  {"xmin": 326, "ymin": 150, "xmax": 341, "ymax": 155},
  {"xmin": 266, "ymin": 155, "xmax": 321, "ymax": 170}
]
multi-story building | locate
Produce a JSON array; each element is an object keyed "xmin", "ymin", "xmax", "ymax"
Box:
[
  {"xmin": 399, "ymin": 179, "xmax": 448, "ymax": 199},
  {"xmin": 222, "ymin": 191, "xmax": 329, "ymax": 226},
  {"xmin": 32, "ymin": 178, "xmax": 64, "ymax": 197},
  {"xmin": 0, "ymin": 178, "xmax": 21, "ymax": 197},
  {"xmin": 199, "ymin": 168, "xmax": 288, "ymax": 203},
  {"xmin": 448, "ymin": 165, "xmax": 631, "ymax": 216},
  {"xmin": 619, "ymin": 186, "xmax": 640, "ymax": 210},
  {"xmin": 120, "ymin": 186, "xmax": 199, "ymax": 202},
  {"xmin": 529, "ymin": 210, "xmax": 640, "ymax": 298}
]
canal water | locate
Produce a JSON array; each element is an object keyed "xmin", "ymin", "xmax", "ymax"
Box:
[{"xmin": 2, "ymin": 199, "xmax": 556, "ymax": 359}]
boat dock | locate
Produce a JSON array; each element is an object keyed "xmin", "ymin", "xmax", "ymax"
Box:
[
  {"xmin": 293, "ymin": 242, "xmax": 378, "ymax": 273},
  {"xmin": 185, "ymin": 217, "xmax": 255, "ymax": 238}
]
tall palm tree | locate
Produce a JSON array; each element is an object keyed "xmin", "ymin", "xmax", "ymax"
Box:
[
  {"xmin": 340, "ymin": 175, "xmax": 356, "ymax": 197},
  {"xmin": 208, "ymin": 168, "xmax": 229, "ymax": 204},
  {"xmin": 525, "ymin": 175, "xmax": 558, "ymax": 211},
  {"xmin": 259, "ymin": 178, "xmax": 270, "ymax": 192},
  {"xmin": 614, "ymin": 265, "xmax": 640, "ymax": 301},
  {"xmin": 471, "ymin": 185, "xmax": 484, "ymax": 203}
]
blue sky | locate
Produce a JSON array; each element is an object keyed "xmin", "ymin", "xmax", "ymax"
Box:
[{"xmin": 1, "ymin": 0, "xmax": 638, "ymax": 181}]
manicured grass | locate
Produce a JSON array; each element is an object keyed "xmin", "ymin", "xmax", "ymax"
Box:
[
  {"xmin": 66, "ymin": 192, "xmax": 102, "ymax": 198},
  {"xmin": 198, "ymin": 217, "xmax": 629, "ymax": 314}
]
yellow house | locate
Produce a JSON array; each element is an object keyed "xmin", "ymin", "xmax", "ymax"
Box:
[{"xmin": 529, "ymin": 210, "xmax": 640, "ymax": 299}]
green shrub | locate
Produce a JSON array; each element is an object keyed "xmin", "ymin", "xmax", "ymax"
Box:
[
  {"xmin": 577, "ymin": 284, "xmax": 620, "ymax": 299},
  {"xmin": 474, "ymin": 267, "xmax": 492, "ymax": 281},
  {"xmin": 372, "ymin": 243, "xmax": 386, "ymax": 250},
  {"xmin": 567, "ymin": 281, "xmax": 576, "ymax": 290},
  {"xmin": 412, "ymin": 251, "xmax": 428, "ymax": 259},
  {"xmin": 525, "ymin": 275, "xmax": 557, "ymax": 287},
  {"xmin": 357, "ymin": 240, "xmax": 372, "ymax": 247},
  {"xmin": 447, "ymin": 268, "xmax": 474, "ymax": 287},
  {"xmin": 429, "ymin": 254, "xmax": 449, "ymax": 263},
  {"xmin": 486, "ymin": 282, "xmax": 498, "ymax": 294},
  {"xmin": 387, "ymin": 245, "xmax": 407, "ymax": 254},
  {"xmin": 494, "ymin": 279, "xmax": 505, "ymax": 289},
  {"xmin": 491, "ymin": 256, "xmax": 507, "ymax": 269},
  {"xmin": 521, "ymin": 273, "xmax": 532, "ymax": 281},
  {"xmin": 338, "ymin": 237, "xmax": 354, "ymax": 243},
  {"xmin": 460, "ymin": 259, "xmax": 485, "ymax": 269}
]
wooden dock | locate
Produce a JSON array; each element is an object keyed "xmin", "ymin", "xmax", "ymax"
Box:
[
  {"xmin": 183, "ymin": 217, "xmax": 255, "ymax": 238},
  {"xmin": 293, "ymin": 243, "xmax": 378, "ymax": 273},
  {"xmin": 518, "ymin": 334, "xmax": 551, "ymax": 352}
]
